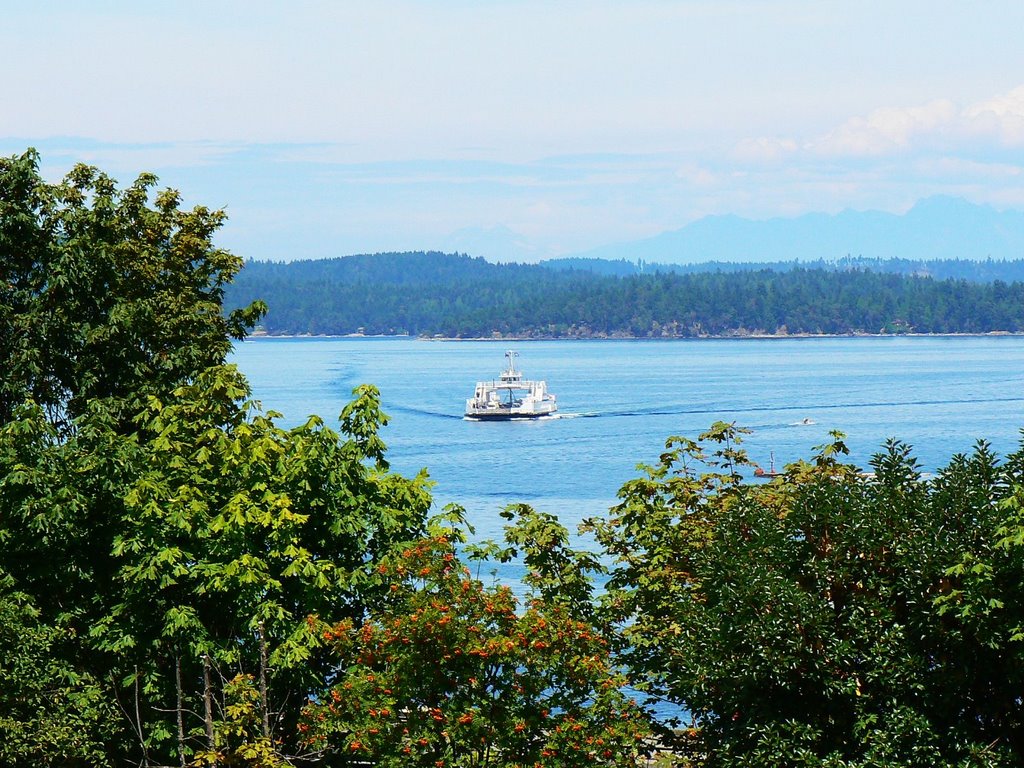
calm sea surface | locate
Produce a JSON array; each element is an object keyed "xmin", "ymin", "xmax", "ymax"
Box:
[{"xmin": 231, "ymin": 336, "xmax": 1024, "ymax": 544}]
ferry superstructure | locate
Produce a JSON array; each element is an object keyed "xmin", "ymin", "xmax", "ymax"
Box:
[{"xmin": 465, "ymin": 350, "xmax": 557, "ymax": 420}]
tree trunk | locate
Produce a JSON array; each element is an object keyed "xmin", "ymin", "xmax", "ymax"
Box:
[
  {"xmin": 135, "ymin": 666, "xmax": 151, "ymax": 768},
  {"xmin": 203, "ymin": 653, "xmax": 215, "ymax": 749},
  {"xmin": 258, "ymin": 621, "xmax": 271, "ymax": 738},
  {"xmin": 176, "ymin": 656, "xmax": 186, "ymax": 768}
]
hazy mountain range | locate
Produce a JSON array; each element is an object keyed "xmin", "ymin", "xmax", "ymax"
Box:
[{"xmin": 448, "ymin": 197, "xmax": 1024, "ymax": 265}]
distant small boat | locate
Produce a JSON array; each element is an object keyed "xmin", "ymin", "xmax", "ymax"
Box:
[
  {"xmin": 754, "ymin": 451, "xmax": 784, "ymax": 478},
  {"xmin": 465, "ymin": 350, "xmax": 557, "ymax": 420},
  {"xmin": 792, "ymin": 417, "xmax": 816, "ymax": 426}
]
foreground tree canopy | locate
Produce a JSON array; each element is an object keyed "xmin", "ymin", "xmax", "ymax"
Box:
[
  {"xmin": 2, "ymin": 151, "xmax": 1024, "ymax": 767},
  {"xmin": 590, "ymin": 425, "xmax": 1024, "ymax": 767}
]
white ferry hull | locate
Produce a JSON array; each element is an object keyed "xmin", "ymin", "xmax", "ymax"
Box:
[{"xmin": 465, "ymin": 403, "xmax": 557, "ymax": 420}]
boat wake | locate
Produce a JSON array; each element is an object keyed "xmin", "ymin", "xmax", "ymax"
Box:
[
  {"xmin": 388, "ymin": 405, "xmax": 465, "ymax": 420},
  {"xmin": 399, "ymin": 395, "xmax": 1024, "ymax": 424},
  {"xmin": 545, "ymin": 394, "xmax": 1024, "ymax": 422}
]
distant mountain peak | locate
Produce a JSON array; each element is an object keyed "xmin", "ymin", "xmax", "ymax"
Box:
[
  {"xmin": 908, "ymin": 195, "xmax": 989, "ymax": 214},
  {"xmin": 564, "ymin": 197, "xmax": 1024, "ymax": 264}
]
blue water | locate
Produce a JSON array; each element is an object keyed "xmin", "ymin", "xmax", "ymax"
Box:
[{"xmin": 231, "ymin": 336, "xmax": 1024, "ymax": 544}]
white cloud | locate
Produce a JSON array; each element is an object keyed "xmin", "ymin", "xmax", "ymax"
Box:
[
  {"xmin": 809, "ymin": 99, "xmax": 957, "ymax": 157},
  {"xmin": 735, "ymin": 85, "xmax": 1024, "ymax": 163},
  {"xmin": 810, "ymin": 86, "xmax": 1024, "ymax": 159},
  {"xmin": 732, "ymin": 137, "xmax": 798, "ymax": 164},
  {"xmin": 962, "ymin": 85, "xmax": 1024, "ymax": 146}
]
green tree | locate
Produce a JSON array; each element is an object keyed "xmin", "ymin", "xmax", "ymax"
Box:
[
  {"xmin": 303, "ymin": 508, "xmax": 648, "ymax": 768},
  {"xmin": 0, "ymin": 148, "xmax": 264, "ymax": 432},
  {"xmin": 0, "ymin": 572, "xmax": 118, "ymax": 767},
  {"xmin": 589, "ymin": 425, "xmax": 1024, "ymax": 767},
  {"xmin": 0, "ymin": 369, "xmax": 434, "ymax": 765},
  {"xmin": 0, "ymin": 151, "xmax": 433, "ymax": 766}
]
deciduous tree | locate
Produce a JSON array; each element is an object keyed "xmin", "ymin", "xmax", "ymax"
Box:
[
  {"xmin": 589, "ymin": 425, "xmax": 1024, "ymax": 766},
  {"xmin": 303, "ymin": 508, "xmax": 648, "ymax": 768}
]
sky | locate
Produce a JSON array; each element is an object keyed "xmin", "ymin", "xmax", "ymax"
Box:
[{"xmin": 2, "ymin": 1, "xmax": 1024, "ymax": 262}]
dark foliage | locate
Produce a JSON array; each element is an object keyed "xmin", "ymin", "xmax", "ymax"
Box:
[{"xmin": 224, "ymin": 252, "xmax": 1024, "ymax": 337}]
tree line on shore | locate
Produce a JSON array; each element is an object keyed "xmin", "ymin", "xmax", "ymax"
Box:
[
  {"xmin": 3, "ymin": 150, "xmax": 1024, "ymax": 767},
  {"xmin": 544, "ymin": 255, "xmax": 1024, "ymax": 282},
  {"xmin": 225, "ymin": 252, "xmax": 1024, "ymax": 338}
]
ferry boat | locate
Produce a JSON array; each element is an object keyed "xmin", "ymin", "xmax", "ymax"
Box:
[{"xmin": 465, "ymin": 350, "xmax": 557, "ymax": 420}]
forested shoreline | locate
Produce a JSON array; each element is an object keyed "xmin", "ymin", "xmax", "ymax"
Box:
[
  {"xmin": 225, "ymin": 252, "xmax": 1024, "ymax": 338},
  {"xmin": 5, "ymin": 152, "xmax": 1024, "ymax": 767}
]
